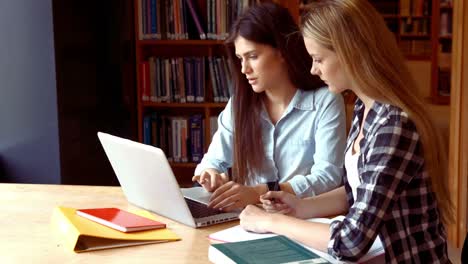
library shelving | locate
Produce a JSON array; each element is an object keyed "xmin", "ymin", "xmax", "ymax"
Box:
[
  {"xmin": 371, "ymin": 0, "xmax": 453, "ymax": 104},
  {"xmin": 370, "ymin": 0, "xmax": 433, "ymax": 59}
]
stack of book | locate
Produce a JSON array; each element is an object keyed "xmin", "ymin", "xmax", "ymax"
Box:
[{"xmin": 51, "ymin": 206, "xmax": 180, "ymax": 252}]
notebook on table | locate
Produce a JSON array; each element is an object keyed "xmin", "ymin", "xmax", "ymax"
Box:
[{"xmin": 97, "ymin": 132, "xmax": 239, "ymax": 228}]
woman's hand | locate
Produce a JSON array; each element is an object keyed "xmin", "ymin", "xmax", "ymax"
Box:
[
  {"xmin": 239, "ymin": 204, "xmax": 273, "ymax": 233},
  {"xmin": 192, "ymin": 168, "xmax": 229, "ymax": 192},
  {"xmin": 208, "ymin": 181, "xmax": 263, "ymax": 211},
  {"xmin": 260, "ymin": 191, "xmax": 303, "ymax": 218}
]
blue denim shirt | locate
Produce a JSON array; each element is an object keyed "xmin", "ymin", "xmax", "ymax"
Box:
[{"xmin": 194, "ymin": 87, "xmax": 346, "ymax": 197}]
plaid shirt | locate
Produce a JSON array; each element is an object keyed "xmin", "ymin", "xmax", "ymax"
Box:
[{"xmin": 328, "ymin": 99, "xmax": 450, "ymax": 263}]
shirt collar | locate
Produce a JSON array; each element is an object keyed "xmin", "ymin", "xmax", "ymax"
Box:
[
  {"xmin": 354, "ymin": 98, "xmax": 391, "ymax": 137},
  {"xmin": 260, "ymin": 89, "xmax": 316, "ymax": 123},
  {"xmin": 291, "ymin": 89, "xmax": 316, "ymax": 111}
]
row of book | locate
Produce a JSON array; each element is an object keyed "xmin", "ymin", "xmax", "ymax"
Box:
[
  {"xmin": 400, "ymin": 0, "xmax": 431, "ymax": 16},
  {"xmin": 208, "ymin": 56, "xmax": 233, "ymax": 103},
  {"xmin": 140, "ymin": 56, "xmax": 232, "ymax": 103},
  {"xmin": 367, "ymin": 0, "xmax": 430, "ymax": 16},
  {"xmin": 143, "ymin": 113, "xmax": 219, "ymax": 163},
  {"xmin": 137, "ymin": 0, "xmax": 258, "ymax": 40},
  {"xmin": 399, "ymin": 39, "xmax": 432, "ymax": 56},
  {"xmin": 400, "ymin": 18, "xmax": 430, "ymax": 35}
]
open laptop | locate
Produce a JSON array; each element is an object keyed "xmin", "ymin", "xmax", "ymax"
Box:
[{"xmin": 97, "ymin": 132, "xmax": 239, "ymax": 228}]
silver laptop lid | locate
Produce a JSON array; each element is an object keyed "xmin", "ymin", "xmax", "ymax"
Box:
[{"xmin": 97, "ymin": 132, "xmax": 197, "ymax": 227}]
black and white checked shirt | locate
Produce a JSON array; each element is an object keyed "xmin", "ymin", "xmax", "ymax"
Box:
[{"xmin": 328, "ymin": 99, "xmax": 450, "ymax": 263}]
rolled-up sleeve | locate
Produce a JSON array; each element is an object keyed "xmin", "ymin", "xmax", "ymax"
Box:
[{"xmin": 194, "ymin": 99, "xmax": 234, "ymax": 175}]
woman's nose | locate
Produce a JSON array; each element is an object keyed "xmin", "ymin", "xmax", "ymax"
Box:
[
  {"xmin": 241, "ymin": 61, "xmax": 251, "ymax": 74},
  {"xmin": 310, "ymin": 64, "xmax": 319, "ymax": 75}
]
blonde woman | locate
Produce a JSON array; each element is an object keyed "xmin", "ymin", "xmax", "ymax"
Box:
[{"xmin": 239, "ymin": 0, "xmax": 453, "ymax": 262}]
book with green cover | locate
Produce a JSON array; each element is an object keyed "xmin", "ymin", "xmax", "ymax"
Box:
[{"xmin": 209, "ymin": 235, "xmax": 331, "ymax": 264}]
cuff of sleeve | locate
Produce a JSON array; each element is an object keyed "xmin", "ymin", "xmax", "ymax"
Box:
[
  {"xmin": 287, "ymin": 177, "xmax": 311, "ymax": 198},
  {"xmin": 327, "ymin": 219, "xmax": 343, "ymax": 260},
  {"xmin": 194, "ymin": 159, "xmax": 227, "ymax": 176},
  {"xmin": 194, "ymin": 164, "xmax": 204, "ymax": 176}
]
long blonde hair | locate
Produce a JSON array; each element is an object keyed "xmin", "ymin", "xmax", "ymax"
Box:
[{"xmin": 301, "ymin": 0, "xmax": 453, "ymax": 224}]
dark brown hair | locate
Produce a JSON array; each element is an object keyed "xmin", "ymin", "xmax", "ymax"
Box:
[{"xmin": 225, "ymin": 2, "xmax": 324, "ymax": 184}]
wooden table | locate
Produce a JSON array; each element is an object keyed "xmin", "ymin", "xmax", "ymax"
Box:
[{"xmin": 0, "ymin": 183, "xmax": 238, "ymax": 263}]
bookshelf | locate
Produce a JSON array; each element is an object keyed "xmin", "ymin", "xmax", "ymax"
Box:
[
  {"xmin": 371, "ymin": 0, "xmax": 432, "ymax": 59},
  {"xmin": 371, "ymin": 0, "xmax": 453, "ymax": 104}
]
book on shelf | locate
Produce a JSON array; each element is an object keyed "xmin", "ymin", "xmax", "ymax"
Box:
[
  {"xmin": 400, "ymin": 0, "xmax": 411, "ymax": 16},
  {"xmin": 208, "ymin": 57, "xmax": 220, "ymax": 102},
  {"xmin": 76, "ymin": 207, "xmax": 166, "ymax": 233},
  {"xmin": 438, "ymin": 52, "xmax": 452, "ymax": 70},
  {"xmin": 185, "ymin": 0, "xmax": 206, "ymax": 39},
  {"xmin": 438, "ymin": 68, "xmax": 451, "ymax": 96},
  {"xmin": 215, "ymin": 57, "xmax": 231, "ymax": 101},
  {"xmin": 148, "ymin": 56, "xmax": 157, "ymax": 102},
  {"xmin": 411, "ymin": 0, "xmax": 430, "ymax": 16},
  {"xmin": 440, "ymin": 11, "xmax": 453, "ymax": 36},
  {"xmin": 143, "ymin": 113, "xmax": 207, "ymax": 163},
  {"xmin": 195, "ymin": 57, "xmax": 206, "ymax": 102},
  {"xmin": 209, "ymin": 216, "xmax": 384, "ymax": 263},
  {"xmin": 209, "ymin": 235, "xmax": 331, "ymax": 264},
  {"xmin": 51, "ymin": 206, "xmax": 179, "ymax": 253},
  {"xmin": 208, "ymin": 56, "xmax": 231, "ymax": 103},
  {"xmin": 143, "ymin": 115, "xmax": 152, "ymax": 145},
  {"xmin": 140, "ymin": 61, "xmax": 150, "ymax": 101},
  {"xmin": 184, "ymin": 57, "xmax": 195, "ymax": 102},
  {"xmin": 189, "ymin": 114, "xmax": 204, "ymax": 162}
]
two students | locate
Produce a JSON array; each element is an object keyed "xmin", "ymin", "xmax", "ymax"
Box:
[{"xmin": 239, "ymin": 0, "xmax": 452, "ymax": 262}]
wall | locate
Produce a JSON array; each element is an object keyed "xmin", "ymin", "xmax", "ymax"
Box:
[
  {"xmin": 407, "ymin": 60, "xmax": 432, "ymax": 98},
  {"xmin": 406, "ymin": 60, "xmax": 451, "ymax": 141},
  {"xmin": 0, "ymin": 0, "xmax": 61, "ymax": 183}
]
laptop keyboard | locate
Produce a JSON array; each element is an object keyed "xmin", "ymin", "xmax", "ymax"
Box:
[{"xmin": 185, "ymin": 198, "xmax": 223, "ymax": 218}]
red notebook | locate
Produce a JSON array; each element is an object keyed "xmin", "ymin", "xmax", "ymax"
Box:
[{"xmin": 76, "ymin": 208, "xmax": 166, "ymax": 232}]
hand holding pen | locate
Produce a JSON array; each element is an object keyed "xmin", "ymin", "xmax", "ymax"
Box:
[{"xmin": 259, "ymin": 191, "xmax": 301, "ymax": 217}]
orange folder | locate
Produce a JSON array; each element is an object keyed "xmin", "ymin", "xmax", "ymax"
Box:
[{"xmin": 51, "ymin": 206, "xmax": 180, "ymax": 253}]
